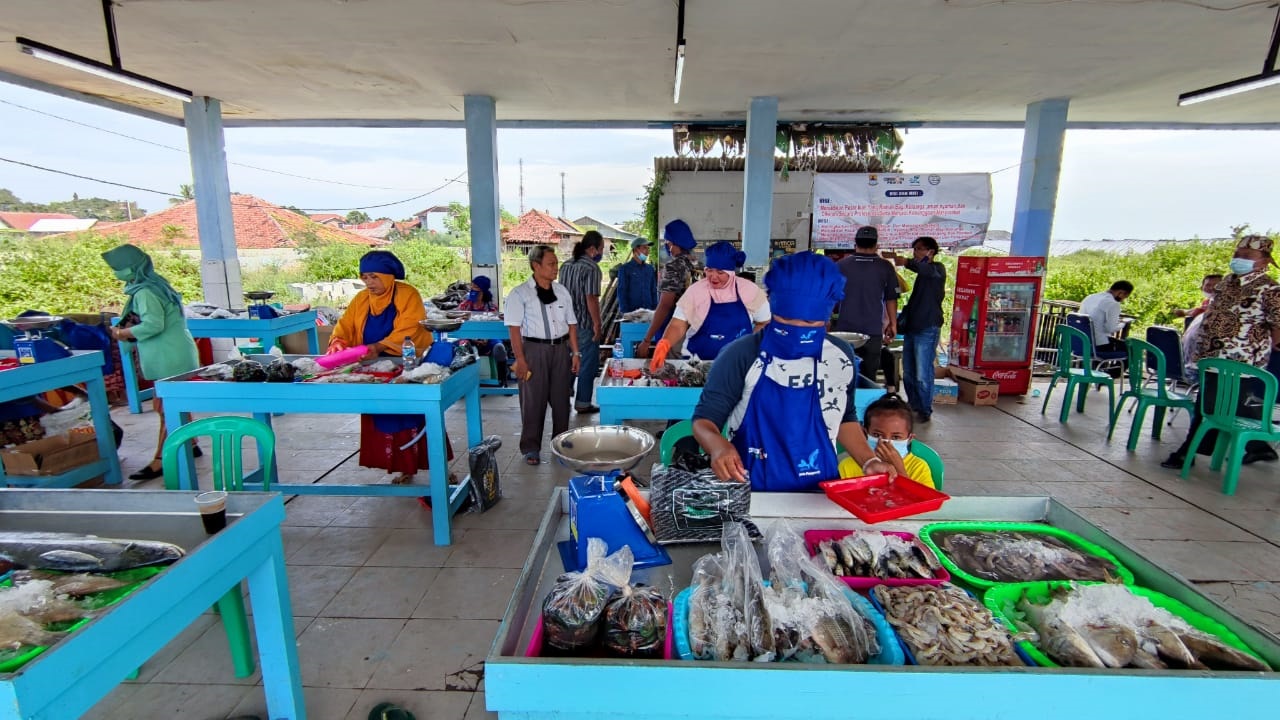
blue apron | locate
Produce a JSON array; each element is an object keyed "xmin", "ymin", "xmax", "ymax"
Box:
[
  {"xmin": 686, "ymin": 283, "xmax": 752, "ymax": 361},
  {"xmin": 362, "ymin": 288, "xmax": 421, "ymax": 435},
  {"xmin": 732, "ymin": 332, "xmax": 840, "ymax": 492}
]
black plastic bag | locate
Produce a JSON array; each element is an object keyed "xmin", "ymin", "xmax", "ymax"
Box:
[
  {"xmin": 649, "ymin": 467, "xmax": 759, "ymax": 544},
  {"xmin": 466, "ymin": 435, "xmax": 503, "ymax": 513}
]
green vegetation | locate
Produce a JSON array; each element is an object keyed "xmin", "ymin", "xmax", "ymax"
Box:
[
  {"xmin": 344, "ymin": 210, "xmax": 372, "ymax": 224},
  {"xmin": 0, "ymin": 188, "xmax": 144, "ymax": 222}
]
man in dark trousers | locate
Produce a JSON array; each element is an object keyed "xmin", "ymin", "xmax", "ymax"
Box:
[{"xmin": 833, "ymin": 226, "xmax": 900, "ymax": 383}]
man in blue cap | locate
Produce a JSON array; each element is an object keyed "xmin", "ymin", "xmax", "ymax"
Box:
[
  {"xmin": 636, "ymin": 219, "xmax": 698, "ymax": 359},
  {"xmin": 691, "ymin": 251, "xmax": 890, "ymax": 491}
]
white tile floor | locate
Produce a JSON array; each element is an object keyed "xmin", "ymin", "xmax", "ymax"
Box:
[{"xmin": 79, "ymin": 379, "xmax": 1280, "ymax": 719}]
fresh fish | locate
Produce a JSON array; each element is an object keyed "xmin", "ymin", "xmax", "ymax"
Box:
[
  {"xmin": 817, "ymin": 532, "xmax": 936, "ymax": 580},
  {"xmin": 1017, "ymin": 594, "xmax": 1105, "ymax": 668},
  {"xmin": 873, "ymin": 584, "xmax": 1023, "ymax": 667},
  {"xmin": 1140, "ymin": 620, "xmax": 1201, "ymax": 669},
  {"xmin": 0, "ymin": 579, "xmax": 92, "ymax": 625},
  {"xmin": 0, "ymin": 532, "xmax": 184, "ymax": 573},
  {"xmin": 1129, "ymin": 648, "xmax": 1168, "ymax": 670},
  {"xmin": 1081, "ymin": 623, "xmax": 1138, "ymax": 668},
  {"xmin": 12, "ymin": 570, "xmax": 129, "ymax": 598},
  {"xmin": 936, "ymin": 530, "xmax": 1119, "ymax": 583},
  {"xmin": 1178, "ymin": 632, "xmax": 1271, "ymax": 672},
  {"xmin": 0, "ymin": 611, "xmax": 61, "ymax": 651}
]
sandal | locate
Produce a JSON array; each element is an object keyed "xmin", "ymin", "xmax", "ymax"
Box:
[
  {"xmin": 523, "ymin": 452, "xmax": 541, "ymax": 466},
  {"xmin": 369, "ymin": 702, "xmax": 416, "ymax": 720}
]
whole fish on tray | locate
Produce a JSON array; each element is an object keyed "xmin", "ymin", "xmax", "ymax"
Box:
[
  {"xmin": 12, "ymin": 570, "xmax": 129, "ymax": 598},
  {"xmin": 817, "ymin": 532, "xmax": 937, "ymax": 580},
  {"xmin": 934, "ymin": 530, "xmax": 1118, "ymax": 583},
  {"xmin": 0, "ymin": 532, "xmax": 184, "ymax": 573},
  {"xmin": 0, "ymin": 611, "xmax": 60, "ymax": 652}
]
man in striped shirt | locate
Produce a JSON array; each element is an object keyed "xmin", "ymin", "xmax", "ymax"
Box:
[{"xmin": 559, "ymin": 231, "xmax": 605, "ymax": 414}]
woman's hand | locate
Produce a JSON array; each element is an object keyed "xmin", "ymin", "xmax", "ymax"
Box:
[
  {"xmin": 362, "ymin": 345, "xmax": 381, "ymax": 362},
  {"xmin": 634, "ymin": 339, "xmax": 652, "ymax": 359},
  {"xmin": 110, "ymin": 327, "xmax": 133, "ymax": 342},
  {"xmin": 874, "ymin": 441, "xmax": 909, "ymax": 478},
  {"xmin": 326, "ymin": 338, "xmax": 349, "ymax": 354},
  {"xmin": 861, "ymin": 456, "xmax": 893, "ymax": 477},
  {"xmin": 708, "ymin": 439, "xmax": 747, "ymax": 483}
]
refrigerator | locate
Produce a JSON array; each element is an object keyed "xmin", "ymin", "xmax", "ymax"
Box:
[{"xmin": 949, "ymin": 256, "xmax": 1047, "ymax": 396}]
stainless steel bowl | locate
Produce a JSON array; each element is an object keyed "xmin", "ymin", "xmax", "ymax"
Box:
[
  {"xmin": 1, "ymin": 315, "xmax": 63, "ymax": 332},
  {"xmin": 830, "ymin": 331, "xmax": 869, "ymax": 349},
  {"xmin": 419, "ymin": 319, "xmax": 464, "ymax": 332},
  {"xmin": 550, "ymin": 425, "xmax": 655, "ymax": 475}
]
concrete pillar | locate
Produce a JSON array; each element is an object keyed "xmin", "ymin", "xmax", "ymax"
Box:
[
  {"xmin": 183, "ymin": 97, "xmax": 242, "ymax": 308},
  {"xmin": 741, "ymin": 96, "xmax": 778, "ymax": 267},
  {"xmin": 1010, "ymin": 98, "xmax": 1070, "ymax": 258},
  {"xmin": 465, "ymin": 95, "xmax": 502, "ymax": 303}
]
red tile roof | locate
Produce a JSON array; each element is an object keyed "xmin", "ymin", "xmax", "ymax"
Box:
[
  {"xmin": 68, "ymin": 195, "xmax": 379, "ymax": 249},
  {"xmin": 308, "ymin": 213, "xmax": 344, "ymax": 224},
  {"xmin": 0, "ymin": 211, "xmax": 79, "ymax": 231},
  {"xmin": 393, "ymin": 219, "xmax": 421, "ymax": 235},
  {"xmin": 502, "ymin": 209, "xmax": 583, "ymax": 245}
]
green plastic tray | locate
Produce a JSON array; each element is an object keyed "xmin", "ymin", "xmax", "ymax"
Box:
[
  {"xmin": 0, "ymin": 566, "xmax": 166, "ymax": 673},
  {"xmin": 918, "ymin": 521, "xmax": 1135, "ymax": 589},
  {"xmin": 983, "ymin": 580, "xmax": 1270, "ymax": 669}
]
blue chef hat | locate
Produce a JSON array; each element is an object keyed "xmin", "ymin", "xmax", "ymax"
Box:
[
  {"xmin": 358, "ymin": 250, "xmax": 406, "ymax": 280},
  {"xmin": 663, "ymin": 219, "xmax": 697, "ymax": 251},
  {"xmin": 764, "ymin": 251, "xmax": 845, "ymax": 322},
  {"xmin": 704, "ymin": 241, "xmax": 746, "ymax": 271}
]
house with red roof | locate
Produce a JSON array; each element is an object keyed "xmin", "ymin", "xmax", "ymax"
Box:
[
  {"xmin": 502, "ymin": 209, "xmax": 584, "ymax": 253},
  {"xmin": 0, "ymin": 211, "xmax": 81, "ymax": 232},
  {"xmin": 308, "ymin": 213, "xmax": 344, "ymax": 225}
]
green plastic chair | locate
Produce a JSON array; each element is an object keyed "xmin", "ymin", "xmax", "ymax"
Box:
[
  {"xmin": 160, "ymin": 416, "xmax": 277, "ymax": 679},
  {"xmin": 1179, "ymin": 358, "xmax": 1280, "ymax": 495},
  {"xmin": 1107, "ymin": 338, "xmax": 1196, "ymax": 451},
  {"xmin": 1041, "ymin": 325, "xmax": 1115, "ymax": 423}
]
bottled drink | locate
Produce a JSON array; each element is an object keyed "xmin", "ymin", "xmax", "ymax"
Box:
[
  {"xmin": 401, "ymin": 336, "xmax": 416, "ymax": 370},
  {"xmin": 938, "ymin": 346, "xmax": 949, "ymax": 368},
  {"xmin": 613, "ymin": 339, "xmax": 625, "ymax": 359}
]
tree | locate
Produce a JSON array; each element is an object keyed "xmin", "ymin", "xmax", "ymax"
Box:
[
  {"xmin": 283, "ymin": 206, "xmax": 308, "ymax": 216},
  {"xmin": 168, "ymin": 184, "xmax": 194, "ymax": 205},
  {"xmin": 620, "ymin": 218, "xmax": 645, "ymax": 236},
  {"xmin": 345, "ymin": 210, "xmax": 371, "ymax": 224},
  {"xmin": 443, "ymin": 202, "xmax": 470, "ymax": 236},
  {"xmin": 501, "ymin": 207, "xmax": 518, "ymax": 225}
]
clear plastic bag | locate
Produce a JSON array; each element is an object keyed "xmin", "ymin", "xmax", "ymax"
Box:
[
  {"xmin": 722, "ymin": 522, "xmax": 775, "ymax": 662},
  {"xmin": 602, "ymin": 584, "xmax": 667, "ymax": 658},
  {"xmin": 541, "ymin": 538, "xmax": 633, "ymax": 653},
  {"xmin": 686, "ymin": 552, "xmax": 725, "ymax": 660}
]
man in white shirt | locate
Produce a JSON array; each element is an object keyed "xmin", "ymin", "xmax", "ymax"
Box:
[
  {"xmin": 1078, "ymin": 280, "xmax": 1133, "ymax": 352},
  {"xmin": 505, "ymin": 245, "xmax": 581, "ymax": 465}
]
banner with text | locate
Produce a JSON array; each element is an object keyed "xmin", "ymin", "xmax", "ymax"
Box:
[{"xmin": 811, "ymin": 173, "xmax": 992, "ymax": 250}]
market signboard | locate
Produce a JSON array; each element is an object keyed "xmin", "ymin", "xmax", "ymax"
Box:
[{"xmin": 811, "ymin": 173, "xmax": 992, "ymax": 250}]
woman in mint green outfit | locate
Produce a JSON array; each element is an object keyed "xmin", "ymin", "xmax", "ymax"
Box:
[{"xmin": 102, "ymin": 244, "xmax": 200, "ymax": 481}]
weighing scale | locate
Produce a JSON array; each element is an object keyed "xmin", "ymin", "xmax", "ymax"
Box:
[
  {"xmin": 244, "ymin": 290, "xmax": 279, "ymax": 320},
  {"xmin": 1, "ymin": 315, "xmax": 70, "ymax": 364}
]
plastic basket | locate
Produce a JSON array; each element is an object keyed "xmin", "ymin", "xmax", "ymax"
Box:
[
  {"xmin": 0, "ymin": 566, "xmax": 166, "ymax": 673},
  {"xmin": 818, "ymin": 474, "xmax": 950, "ymax": 524},
  {"xmin": 802, "ymin": 529, "xmax": 950, "ymax": 590},
  {"xmin": 868, "ymin": 584, "xmax": 1035, "ymax": 667},
  {"xmin": 672, "ymin": 582, "xmax": 904, "ymax": 665},
  {"xmin": 918, "ymin": 521, "xmax": 1135, "ymax": 589},
  {"xmin": 983, "ymin": 581, "xmax": 1271, "ymax": 669}
]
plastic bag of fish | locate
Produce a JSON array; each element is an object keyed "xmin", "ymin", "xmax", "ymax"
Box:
[
  {"xmin": 686, "ymin": 523, "xmax": 774, "ymax": 662},
  {"xmin": 933, "ymin": 529, "xmax": 1121, "ymax": 583},
  {"xmin": 815, "ymin": 531, "xmax": 940, "ymax": 582},
  {"xmin": 1009, "ymin": 582, "xmax": 1270, "ymax": 671},
  {"xmin": 873, "ymin": 584, "xmax": 1024, "ymax": 666}
]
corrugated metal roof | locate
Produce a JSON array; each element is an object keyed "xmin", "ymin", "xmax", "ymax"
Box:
[{"xmin": 653, "ymin": 156, "xmax": 876, "ymax": 173}]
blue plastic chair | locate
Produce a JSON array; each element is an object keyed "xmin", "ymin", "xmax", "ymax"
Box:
[
  {"xmin": 1041, "ymin": 325, "xmax": 1116, "ymax": 423},
  {"xmin": 1065, "ymin": 313, "xmax": 1126, "ymax": 378}
]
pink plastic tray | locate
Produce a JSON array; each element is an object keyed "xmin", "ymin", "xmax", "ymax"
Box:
[
  {"xmin": 803, "ymin": 529, "xmax": 950, "ymax": 591},
  {"xmin": 524, "ymin": 610, "xmax": 674, "ymax": 660}
]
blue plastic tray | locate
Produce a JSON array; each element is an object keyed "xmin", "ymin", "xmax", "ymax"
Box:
[
  {"xmin": 672, "ymin": 582, "xmax": 904, "ymax": 665},
  {"xmin": 868, "ymin": 585, "xmax": 1036, "ymax": 667}
]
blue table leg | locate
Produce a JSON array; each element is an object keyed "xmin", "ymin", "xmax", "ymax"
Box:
[
  {"xmin": 246, "ymin": 532, "xmax": 306, "ymax": 720},
  {"xmin": 85, "ymin": 374, "xmax": 123, "ymax": 486},
  {"xmin": 465, "ymin": 385, "xmax": 483, "ymax": 447},
  {"xmin": 600, "ymin": 410, "xmax": 620, "ymax": 426},
  {"xmin": 305, "ymin": 328, "xmax": 319, "ymax": 354},
  {"xmin": 426, "ymin": 409, "xmax": 452, "ymax": 545},
  {"xmin": 119, "ymin": 343, "xmax": 153, "ymax": 414}
]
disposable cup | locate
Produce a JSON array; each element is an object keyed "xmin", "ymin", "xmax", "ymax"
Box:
[{"xmin": 195, "ymin": 490, "xmax": 228, "ymax": 534}]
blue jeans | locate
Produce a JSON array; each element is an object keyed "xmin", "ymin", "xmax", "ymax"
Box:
[
  {"xmin": 902, "ymin": 326, "xmax": 941, "ymax": 416},
  {"xmin": 575, "ymin": 334, "xmax": 600, "ymax": 407}
]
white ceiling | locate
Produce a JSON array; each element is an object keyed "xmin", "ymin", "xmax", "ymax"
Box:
[{"xmin": 1, "ymin": 0, "xmax": 1278, "ymax": 126}]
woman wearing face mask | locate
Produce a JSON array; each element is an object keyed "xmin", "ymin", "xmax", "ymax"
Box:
[
  {"xmin": 835, "ymin": 395, "xmax": 935, "ymax": 488},
  {"xmin": 102, "ymin": 243, "xmax": 200, "ymax": 481},
  {"xmin": 691, "ymin": 251, "xmax": 888, "ymax": 491},
  {"xmin": 457, "ymin": 275, "xmax": 509, "ymax": 385},
  {"xmin": 649, "ymin": 241, "xmax": 770, "ymax": 368}
]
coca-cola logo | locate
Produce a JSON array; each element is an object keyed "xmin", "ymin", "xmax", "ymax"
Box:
[{"xmin": 988, "ymin": 370, "xmax": 1019, "ymax": 380}]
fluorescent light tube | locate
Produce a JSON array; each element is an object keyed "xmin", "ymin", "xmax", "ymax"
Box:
[
  {"xmin": 18, "ymin": 38, "xmax": 192, "ymax": 103},
  {"xmin": 1178, "ymin": 70, "xmax": 1280, "ymax": 106},
  {"xmin": 673, "ymin": 42, "xmax": 686, "ymax": 104}
]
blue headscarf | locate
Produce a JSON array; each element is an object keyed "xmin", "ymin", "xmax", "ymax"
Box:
[
  {"xmin": 764, "ymin": 251, "xmax": 845, "ymax": 322},
  {"xmin": 359, "ymin": 250, "xmax": 406, "ymax": 279},
  {"xmin": 704, "ymin": 241, "xmax": 746, "ymax": 271},
  {"xmin": 663, "ymin": 219, "xmax": 696, "ymax": 251}
]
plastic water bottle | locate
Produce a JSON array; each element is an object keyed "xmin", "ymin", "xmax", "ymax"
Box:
[
  {"xmin": 938, "ymin": 345, "xmax": 950, "ymax": 368},
  {"xmin": 401, "ymin": 336, "xmax": 416, "ymax": 370},
  {"xmin": 613, "ymin": 339, "xmax": 625, "ymax": 359}
]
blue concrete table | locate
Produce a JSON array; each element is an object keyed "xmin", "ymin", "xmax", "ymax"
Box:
[
  {"xmin": 616, "ymin": 321, "xmax": 648, "ymax": 358},
  {"xmin": 0, "ymin": 351, "xmax": 122, "ymax": 488},
  {"xmin": 120, "ymin": 311, "xmax": 320, "ymax": 413},
  {"xmin": 0, "ymin": 489, "xmax": 304, "ymax": 720},
  {"xmin": 155, "ymin": 362, "xmax": 482, "ymax": 545},
  {"xmin": 447, "ymin": 319, "xmax": 518, "ymax": 397}
]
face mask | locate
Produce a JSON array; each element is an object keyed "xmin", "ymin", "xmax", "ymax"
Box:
[
  {"xmin": 466, "ymin": 291, "xmax": 479, "ymax": 303},
  {"xmin": 112, "ymin": 268, "xmax": 133, "ymax": 282},
  {"xmin": 1229, "ymin": 258, "xmax": 1258, "ymax": 275},
  {"xmin": 637, "ymin": 253, "xmax": 649, "ymax": 264},
  {"xmin": 589, "ymin": 252, "xmax": 601, "ymax": 264},
  {"xmin": 760, "ymin": 320, "xmax": 825, "ymax": 360},
  {"xmin": 659, "ymin": 244, "xmax": 672, "ymax": 262},
  {"xmin": 868, "ymin": 436, "xmax": 911, "ymax": 458}
]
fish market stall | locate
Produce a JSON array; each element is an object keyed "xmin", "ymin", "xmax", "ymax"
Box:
[
  {"xmin": 0, "ymin": 351, "xmax": 122, "ymax": 488},
  {"xmin": 597, "ymin": 358, "xmax": 887, "ymax": 426},
  {"xmin": 0, "ymin": 489, "xmax": 303, "ymax": 720},
  {"xmin": 155, "ymin": 357, "xmax": 482, "ymax": 545},
  {"xmin": 484, "ymin": 492, "xmax": 1280, "ymax": 720},
  {"xmin": 119, "ymin": 310, "xmax": 320, "ymax": 413}
]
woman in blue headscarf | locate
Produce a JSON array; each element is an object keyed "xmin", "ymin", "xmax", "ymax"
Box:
[
  {"xmin": 328, "ymin": 250, "xmax": 446, "ymax": 483},
  {"xmin": 102, "ymin": 243, "xmax": 200, "ymax": 480},
  {"xmin": 690, "ymin": 251, "xmax": 890, "ymax": 491}
]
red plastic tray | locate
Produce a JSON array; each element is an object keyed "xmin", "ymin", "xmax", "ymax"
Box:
[
  {"xmin": 818, "ymin": 474, "xmax": 950, "ymax": 524},
  {"xmin": 802, "ymin": 529, "xmax": 950, "ymax": 590}
]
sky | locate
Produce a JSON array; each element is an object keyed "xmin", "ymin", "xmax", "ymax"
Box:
[{"xmin": 2, "ymin": 82, "xmax": 1280, "ymax": 240}]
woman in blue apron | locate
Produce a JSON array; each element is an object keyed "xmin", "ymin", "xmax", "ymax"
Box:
[
  {"xmin": 648, "ymin": 241, "xmax": 770, "ymax": 368},
  {"xmin": 327, "ymin": 251, "xmax": 450, "ymax": 484},
  {"xmin": 689, "ymin": 251, "xmax": 892, "ymax": 491}
]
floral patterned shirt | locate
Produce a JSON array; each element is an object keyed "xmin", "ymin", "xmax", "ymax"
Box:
[{"xmin": 1193, "ymin": 270, "xmax": 1280, "ymax": 367}]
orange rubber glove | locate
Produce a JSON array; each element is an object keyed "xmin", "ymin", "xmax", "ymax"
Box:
[{"xmin": 649, "ymin": 339, "xmax": 671, "ymax": 372}]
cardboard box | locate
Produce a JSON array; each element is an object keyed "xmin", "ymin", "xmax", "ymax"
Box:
[
  {"xmin": 933, "ymin": 378, "xmax": 959, "ymax": 405},
  {"xmin": 2, "ymin": 432, "xmax": 99, "ymax": 476},
  {"xmin": 949, "ymin": 367, "xmax": 1000, "ymax": 406}
]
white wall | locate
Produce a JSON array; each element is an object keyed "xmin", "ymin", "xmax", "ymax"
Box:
[{"xmin": 658, "ymin": 170, "xmax": 815, "ymax": 249}]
